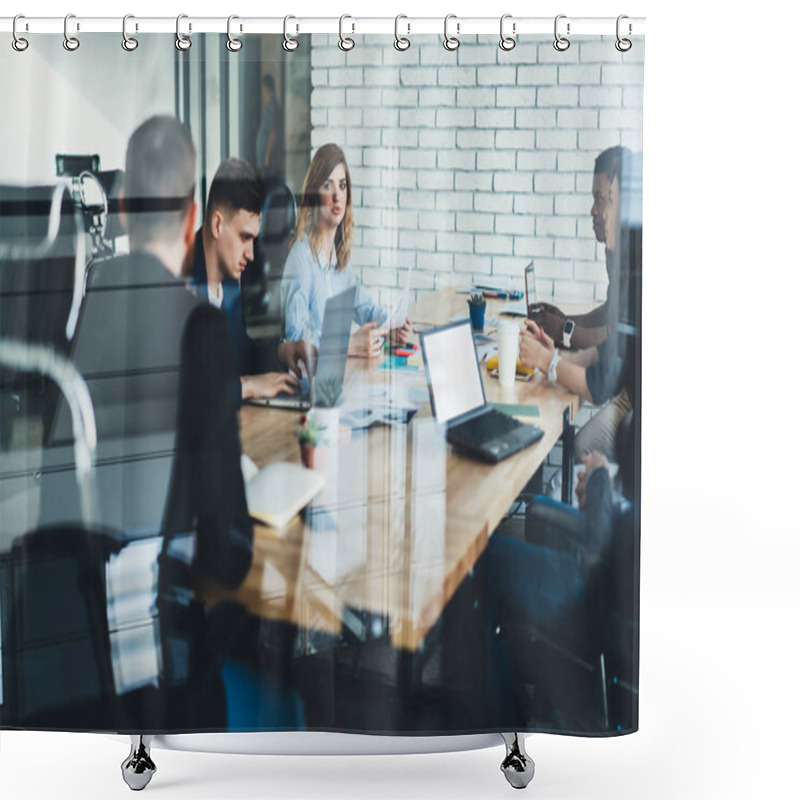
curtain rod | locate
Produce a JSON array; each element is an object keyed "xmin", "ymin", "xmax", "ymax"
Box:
[{"xmin": 1, "ymin": 16, "xmax": 646, "ymax": 37}]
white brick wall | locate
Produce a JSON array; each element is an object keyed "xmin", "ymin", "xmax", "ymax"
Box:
[{"xmin": 309, "ymin": 34, "xmax": 644, "ymax": 311}]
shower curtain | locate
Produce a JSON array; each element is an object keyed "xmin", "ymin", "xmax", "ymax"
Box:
[{"xmin": 0, "ymin": 21, "xmax": 643, "ymax": 739}]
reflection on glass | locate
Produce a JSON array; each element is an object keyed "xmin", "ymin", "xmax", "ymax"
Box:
[
  {"xmin": 306, "ymin": 430, "xmax": 368, "ymax": 585},
  {"xmin": 106, "ymin": 538, "xmax": 161, "ymax": 694},
  {"xmin": 409, "ymin": 418, "xmax": 447, "ymax": 628}
]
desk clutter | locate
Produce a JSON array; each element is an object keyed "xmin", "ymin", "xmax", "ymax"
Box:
[{"xmin": 0, "ymin": 15, "xmax": 643, "ymax": 794}]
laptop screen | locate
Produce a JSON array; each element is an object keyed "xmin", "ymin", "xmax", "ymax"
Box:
[{"xmin": 421, "ymin": 320, "xmax": 486, "ymax": 424}]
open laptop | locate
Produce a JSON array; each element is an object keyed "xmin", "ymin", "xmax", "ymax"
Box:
[
  {"xmin": 249, "ymin": 285, "xmax": 356, "ymax": 410},
  {"xmin": 420, "ymin": 319, "xmax": 543, "ymax": 463}
]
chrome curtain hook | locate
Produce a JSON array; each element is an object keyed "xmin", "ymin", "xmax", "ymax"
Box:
[
  {"xmin": 394, "ymin": 15, "xmax": 410, "ymax": 51},
  {"xmin": 176, "ymin": 14, "xmax": 192, "ymax": 50},
  {"xmin": 499, "ymin": 13, "xmax": 516, "ymax": 51},
  {"xmin": 283, "ymin": 15, "xmax": 299, "ymax": 51},
  {"xmin": 12, "ymin": 14, "xmax": 29, "ymax": 52},
  {"xmin": 339, "ymin": 15, "xmax": 355, "ymax": 51},
  {"xmin": 227, "ymin": 15, "xmax": 243, "ymax": 51},
  {"xmin": 615, "ymin": 14, "xmax": 632, "ymax": 52},
  {"xmin": 63, "ymin": 14, "xmax": 80, "ymax": 51},
  {"xmin": 443, "ymin": 14, "xmax": 459, "ymax": 51},
  {"xmin": 122, "ymin": 14, "xmax": 138, "ymax": 51},
  {"xmin": 554, "ymin": 14, "xmax": 570, "ymax": 51}
]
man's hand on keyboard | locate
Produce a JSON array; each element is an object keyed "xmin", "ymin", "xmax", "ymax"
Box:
[{"xmin": 241, "ymin": 371, "xmax": 301, "ymax": 400}]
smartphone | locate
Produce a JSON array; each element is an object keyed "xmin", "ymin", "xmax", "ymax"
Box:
[{"xmin": 524, "ymin": 261, "xmax": 541, "ymax": 320}]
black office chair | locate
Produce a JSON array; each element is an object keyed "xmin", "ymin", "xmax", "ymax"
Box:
[
  {"xmin": 1, "ymin": 338, "xmax": 131, "ymax": 731},
  {"xmin": 242, "ymin": 180, "xmax": 297, "ymax": 329},
  {"xmin": 517, "ymin": 469, "xmax": 638, "ymax": 732},
  {"xmin": 0, "ymin": 525, "xmax": 127, "ymax": 730}
]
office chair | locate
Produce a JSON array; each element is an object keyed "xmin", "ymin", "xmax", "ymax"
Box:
[
  {"xmin": 0, "ymin": 338, "xmax": 125, "ymax": 730},
  {"xmin": 519, "ymin": 468, "xmax": 638, "ymax": 732},
  {"xmin": 242, "ymin": 180, "xmax": 297, "ymax": 328},
  {"xmin": 0, "ymin": 525, "xmax": 128, "ymax": 730}
]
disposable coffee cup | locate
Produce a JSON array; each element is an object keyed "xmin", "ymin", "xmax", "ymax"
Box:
[{"xmin": 497, "ymin": 320, "xmax": 519, "ymax": 389}]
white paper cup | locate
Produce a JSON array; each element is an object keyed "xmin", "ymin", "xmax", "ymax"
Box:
[{"xmin": 497, "ymin": 321, "xmax": 519, "ymax": 388}]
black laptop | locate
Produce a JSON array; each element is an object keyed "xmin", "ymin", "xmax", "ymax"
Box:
[{"xmin": 419, "ymin": 320, "xmax": 544, "ymax": 463}]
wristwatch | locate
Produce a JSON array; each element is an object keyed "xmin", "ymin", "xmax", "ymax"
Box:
[
  {"xmin": 562, "ymin": 319, "xmax": 575, "ymax": 348},
  {"xmin": 547, "ymin": 348, "xmax": 561, "ymax": 384}
]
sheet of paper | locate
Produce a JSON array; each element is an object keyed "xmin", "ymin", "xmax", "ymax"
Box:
[
  {"xmin": 387, "ymin": 265, "xmax": 412, "ymax": 328},
  {"xmin": 340, "ymin": 384, "xmax": 419, "ymax": 430}
]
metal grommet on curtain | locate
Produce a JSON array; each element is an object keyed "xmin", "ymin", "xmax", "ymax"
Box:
[
  {"xmin": 615, "ymin": 15, "xmax": 632, "ymax": 52},
  {"xmin": 339, "ymin": 15, "xmax": 355, "ymax": 51},
  {"xmin": 553, "ymin": 14, "xmax": 570, "ymax": 51},
  {"xmin": 499, "ymin": 14, "xmax": 516, "ymax": 51},
  {"xmin": 12, "ymin": 14, "xmax": 29, "ymax": 52},
  {"xmin": 122, "ymin": 15, "xmax": 138, "ymax": 51},
  {"xmin": 63, "ymin": 14, "xmax": 80, "ymax": 51},
  {"xmin": 226, "ymin": 15, "xmax": 243, "ymax": 52},
  {"xmin": 443, "ymin": 14, "xmax": 459, "ymax": 51},
  {"xmin": 176, "ymin": 14, "xmax": 192, "ymax": 51},
  {"xmin": 394, "ymin": 15, "xmax": 410, "ymax": 51},
  {"xmin": 283, "ymin": 15, "xmax": 299, "ymax": 52}
]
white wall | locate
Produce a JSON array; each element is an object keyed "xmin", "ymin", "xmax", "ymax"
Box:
[
  {"xmin": 309, "ymin": 34, "xmax": 644, "ymax": 310},
  {"xmin": 0, "ymin": 34, "xmax": 176, "ymax": 184}
]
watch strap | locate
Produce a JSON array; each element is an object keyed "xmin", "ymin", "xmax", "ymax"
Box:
[{"xmin": 562, "ymin": 320, "xmax": 574, "ymax": 348}]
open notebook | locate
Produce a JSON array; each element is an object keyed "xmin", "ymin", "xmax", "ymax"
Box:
[{"xmin": 241, "ymin": 457, "xmax": 325, "ymax": 531}]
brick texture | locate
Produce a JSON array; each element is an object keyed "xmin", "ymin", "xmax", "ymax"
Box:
[{"xmin": 308, "ymin": 34, "xmax": 644, "ymax": 309}]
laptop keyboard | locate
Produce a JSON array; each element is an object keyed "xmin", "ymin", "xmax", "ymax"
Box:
[
  {"xmin": 447, "ymin": 407, "xmax": 543, "ymax": 462},
  {"xmin": 278, "ymin": 376, "xmax": 310, "ymax": 399},
  {"xmin": 453, "ymin": 408, "xmax": 521, "ymax": 442}
]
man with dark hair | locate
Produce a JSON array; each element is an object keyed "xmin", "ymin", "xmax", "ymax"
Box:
[
  {"xmin": 533, "ymin": 145, "xmax": 630, "ymax": 352},
  {"xmin": 193, "ymin": 158, "xmax": 313, "ymax": 403},
  {"xmin": 521, "ymin": 146, "xmax": 640, "ymax": 461},
  {"xmin": 255, "ymin": 73, "xmax": 284, "ymax": 181}
]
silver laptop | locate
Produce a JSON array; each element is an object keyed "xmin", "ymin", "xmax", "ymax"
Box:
[
  {"xmin": 420, "ymin": 319, "xmax": 543, "ymax": 463},
  {"xmin": 250, "ymin": 285, "xmax": 356, "ymax": 411}
]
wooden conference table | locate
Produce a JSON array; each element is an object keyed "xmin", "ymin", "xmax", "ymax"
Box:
[{"xmin": 202, "ymin": 289, "xmax": 582, "ymax": 652}]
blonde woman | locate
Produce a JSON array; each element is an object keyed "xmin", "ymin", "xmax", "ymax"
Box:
[{"xmin": 281, "ymin": 143, "xmax": 411, "ymax": 358}]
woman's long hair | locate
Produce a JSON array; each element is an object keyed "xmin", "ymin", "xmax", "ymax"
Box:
[{"xmin": 292, "ymin": 143, "xmax": 353, "ymax": 271}]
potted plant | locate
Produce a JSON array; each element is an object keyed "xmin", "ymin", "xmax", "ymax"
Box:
[
  {"xmin": 467, "ymin": 291, "xmax": 486, "ymax": 331},
  {"xmin": 310, "ymin": 376, "xmax": 342, "ymax": 445},
  {"xmin": 295, "ymin": 414, "xmax": 323, "ymax": 469}
]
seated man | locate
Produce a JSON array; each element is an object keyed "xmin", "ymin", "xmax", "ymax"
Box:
[
  {"xmin": 523, "ymin": 146, "xmax": 639, "ymax": 461},
  {"xmin": 116, "ymin": 119, "xmax": 256, "ymax": 732},
  {"xmin": 39, "ymin": 116, "xmax": 202, "ymax": 533},
  {"xmin": 34, "ymin": 116, "xmax": 258, "ymax": 730},
  {"xmin": 192, "ymin": 158, "xmax": 315, "ymax": 403},
  {"xmin": 532, "ymin": 145, "xmax": 630, "ymax": 351}
]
